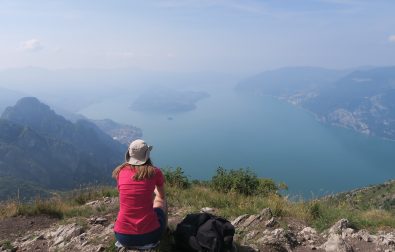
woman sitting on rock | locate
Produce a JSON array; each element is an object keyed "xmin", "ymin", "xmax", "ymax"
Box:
[{"xmin": 112, "ymin": 139, "xmax": 167, "ymax": 249}]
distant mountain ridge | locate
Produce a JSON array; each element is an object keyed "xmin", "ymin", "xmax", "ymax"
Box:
[
  {"xmin": 236, "ymin": 67, "xmax": 349, "ymax": 97},
  {"xmin": 130, "ymin": 88, "xmax": 210, "ymax": 113},
  {"xmin": 0, "ymin": 97, "xmax": 126, "ymax": 200},
  {"xmin": 237, "ymin": 66, "xmax": 395, "ymax": 140},
  {"xmin": 2, "ymin": 97, "xmax": 125, "ymax": 158},
  {"xmin": 305, "ymin": 67, "xmax": 395, "ymax": 139}
]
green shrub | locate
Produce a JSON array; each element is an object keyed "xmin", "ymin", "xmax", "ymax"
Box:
[
  {"xmin": 211, "ymin": 167, "xmax": 287, "ymax": 196},
  {"xmin": 211, "ymin": 167, "xmax": 260, "ymax": 195},
  {"xmin": 191, "ymin": 179, "xmax": 210, "ymax": 187},
  {"xmin": 258, "ymin": 178, "xmax": 280, "ymax": 196},
  {"xmin": 162, "ymin": 167, "xmax": 190, "ymax": 189}
]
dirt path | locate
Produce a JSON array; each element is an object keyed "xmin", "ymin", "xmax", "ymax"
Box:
[{"xmin": 0, "ymin": 215, "xmax": 57, "ymax": 242}]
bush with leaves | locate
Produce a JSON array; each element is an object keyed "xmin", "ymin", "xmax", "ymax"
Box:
[
  {"xmin": 257, "ymin": 178, "xmax": 278, "ymax": 196},
  {"xmin": 211, "ymin": 167, "xmax": 260, "ymax": 195},
  {"xmin": 162, "ymin": 167, "xmax": 190, "ymax": 189},
  {"xmin": 258, "ymin": 178, "xmax": 288, "ymax": 196},
  {"xmin": 211, "ymin": 167, "xmax": 287, "ymax": 196}
]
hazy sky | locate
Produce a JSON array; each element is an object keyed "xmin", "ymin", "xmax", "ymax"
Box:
[{"xmin": 1, "ymin": 0, "xmax": 395, "ymax": 73}]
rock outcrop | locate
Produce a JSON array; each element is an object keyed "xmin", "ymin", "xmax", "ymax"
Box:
[
  {"xmin": 231, "ymin": 211, "xmax": 395, "ymax": 252},
  {"xmin": 2, "ymin": 200, "xmax": 395, "ymax": 252}
]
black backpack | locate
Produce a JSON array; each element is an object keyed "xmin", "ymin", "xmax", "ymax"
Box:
[{"xmin": 174, "ymin": 213, "xmax": 235, "ymax": 252}]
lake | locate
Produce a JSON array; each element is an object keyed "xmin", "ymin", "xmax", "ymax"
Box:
[{"xmin": 79, "ymin": 89, "xmax": 395, "ymax": 198}]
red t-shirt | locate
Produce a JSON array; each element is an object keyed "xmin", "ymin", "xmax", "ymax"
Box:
[{"xmin": 114, "ymin": 165, "xmax": 165, "ymax": 235}]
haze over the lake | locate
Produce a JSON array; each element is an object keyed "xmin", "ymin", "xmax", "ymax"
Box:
[{"xmin": 1, "ymin": 0, "xmax": 395, "ymax": 73}]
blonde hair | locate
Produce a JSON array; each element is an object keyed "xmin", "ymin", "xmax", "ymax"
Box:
[{"xmin": 112, "ymin": 159, "xmax": 156, "ymax": 181}]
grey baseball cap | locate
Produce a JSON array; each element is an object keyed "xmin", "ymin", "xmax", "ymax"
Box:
[{"xmin": 125, "ymin": 139, "xmax": 153, "ymax": 165}]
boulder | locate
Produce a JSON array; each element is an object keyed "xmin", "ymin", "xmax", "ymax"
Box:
[
  {"xmin": 48, "ymin": 223, "xmax": 84, "ymax": 246},
  {"xmin": 328, "ymin": 219, "xmax": 350, "ymax": 235},
  {"xmin": 320, "ymin": 234, "xmax": 353, "ymax": 252},
  {"xmin": 342, "ymin": 228, "xmax": 355, "ymax": 239},
  {"xmin": 300, "ymin": 227, "xmax": 317, "ymax": 235},
  {"xmin": 232, "ymin": 214, "xmax": 249, "ymax": 227},
  {"xmin": 232, "ymin": 208, "xmax": 273, "ymax": 229},
  {"xmin": 260, "ymin": 208, "xmax": 273, "ymax": 220},
  {"xmin": 242, "ymin": 215, "xmax": 260, "ymax": 228},
  {"xmin": 376, "ymin": 232, "xmax": 395, "ymax": 247},
  {"xmin": 256, "ymin": 228, "xmax": 298, "ymax": 252},
  {"xmin": 265, "ymin": 217, "xmax": 277, "ymax": 228},
  {"xmin": 298, "ymin": 227, "xmax": 319, "ymax": 243},
  {"xmin": 352, "ymin": 229, "xmax": 375, "ymax": 242},
  {"xmin": 245, "ymin": 230, "xmax": 260, "ymax": 241}
]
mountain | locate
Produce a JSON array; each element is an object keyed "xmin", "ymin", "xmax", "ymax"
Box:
[
  {"xmin": 0, "ymin": 67, "xmax": 235, "ymax": 113},
  {"xmin": 130, "ymin": 88, "xmax": 210, "ymax": 113},
  {"xmin": 237, "ymin": 66, "xmax": 395, "ymax": 140},
  {"xmin": 51, "ymin": 108, "xmax": 143, "ymax": 145},
  {"xmin": 236, "ymin": 67, "xmax": 349, "ymax": 99},
  {"xmin": 304, "ymin": 67, "xmax": 395, "ymax": 138},
  {"xmin": 2, "ymin": 97, "xmax": 125, "ymax": 157},
  {"xmin": 0, "ymin": 176, "xmax": 52, "ymax": 201},
  {"xmin": 0, "ymin": 97, "xmax": 125, "ymax": 200}
]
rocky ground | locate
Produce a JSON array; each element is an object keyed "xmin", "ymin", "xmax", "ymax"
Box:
[
  {"xmin": 1, "ymin": 197, "xmax": 394, "ymax": 252},
  {"xmin": 231, "ymin": 211, "xmax": 395, "ymax": 252}
]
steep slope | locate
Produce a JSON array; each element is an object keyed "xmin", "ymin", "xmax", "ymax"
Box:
[
  {"xmin": 0, "ymin": 98, "xmax": 126, "ymax": 200},
  {"xmin": 0, "ymin": 176, "xmax": 51, "ymax": 201},
  {"xmin": 324, "ymin": 179, "xmax": 395, "ymax": 211},
  {"xmin": 51, "ymin": 108, "xmax": 143, "ymax": 145},
  {"xmin": 304, "ymin": 67, "xmax": 395, "ymax": 138},
  {"xmin": 236, "ymin": 66, "xmax": 395, "ymax": 140}
]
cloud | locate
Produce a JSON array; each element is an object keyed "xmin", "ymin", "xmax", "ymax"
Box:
[
  {"xmin": 389, "ymin": 35, "xmax": 395, "ymax": 43},
  {"xmin": 20, "ymin": 38, "xmax": 43, "ymax": 52}
]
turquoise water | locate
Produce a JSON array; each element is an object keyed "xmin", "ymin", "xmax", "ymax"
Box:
[{"xmin": 79, "ymin": 90, "xmax": 395, "ymax": 197}]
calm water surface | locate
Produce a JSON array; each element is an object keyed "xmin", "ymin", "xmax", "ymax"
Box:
[{"xmin": 80, "ymin": 90, "xmax": 395, "ymax": 198}]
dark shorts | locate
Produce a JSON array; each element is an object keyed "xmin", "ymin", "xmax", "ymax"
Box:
[{"xmin": 115, "ymin": 208, "xmax": 166, "ymax": 247}]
